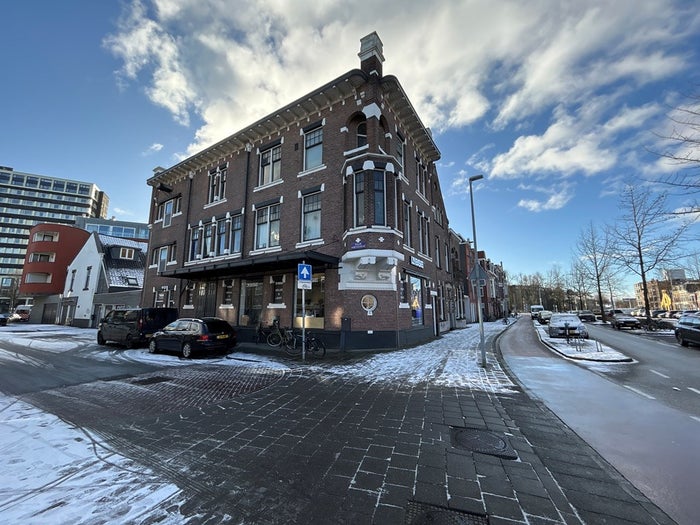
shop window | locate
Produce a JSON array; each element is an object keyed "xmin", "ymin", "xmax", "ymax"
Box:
[
  {"xmin": 410, "ymin": 275, "xmax": 423, "ymax": 326},
  {"xmin": 295, "ymin": 273, "xmax": 325, "ymax": 329}
]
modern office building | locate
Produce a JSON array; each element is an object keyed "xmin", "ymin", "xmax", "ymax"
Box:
[
  {"xmin": 72, "ymin": 216, "xmax": 150, "ymax": 242},
  {"xmin": 0, "ymin": 165, "xmax": 109, "ymax": 310}
]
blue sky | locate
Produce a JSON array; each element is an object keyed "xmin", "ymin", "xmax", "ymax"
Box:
[{"xmin": 2, "ymin": 0, "xmax": 699, "ymax": 294}]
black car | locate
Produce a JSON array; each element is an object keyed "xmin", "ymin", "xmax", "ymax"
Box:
[
  {"xmin": 610, "ymin": 311, "xmax": 641, "ymax": 330},
  {"xmin": 148, "ymin": 317, "xmax": 237, "ymax": 358},
  {"xmin": 97, "ymin": 307, "xmax": 179, "ymax": 348},
  {"xmin": 576, "ymin": 310, "xmax": 596, "ymax": 322},
  {"xmin": 674, "ymin": 313, "xmax": 700, "ymax": 347}
]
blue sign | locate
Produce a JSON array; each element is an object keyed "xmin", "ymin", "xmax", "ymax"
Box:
[{"xmin": 298, "ymin": 263, "xmax": 312, "ymax": 289}]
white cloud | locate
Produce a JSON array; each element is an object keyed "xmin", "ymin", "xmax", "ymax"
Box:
[
  {"xmin": 142, "ymin": 143, "xmax": 164, "ymax": 156},
  {"xmin": 517, "ymin": 183, "xmax": 573, "ymax": 212},
  {"xmin": 103, "ymin": 0, "xmax": 697, "ymax": 163}
]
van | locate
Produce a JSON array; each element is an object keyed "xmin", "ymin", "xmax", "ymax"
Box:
[
  {"xmin": 12, "ymin": 305, "xmax": 32, "ymax": 322},
  {"xmin": 530, "ymin": 305, "xmax": 544, "ymax": 319},
  {"xmin": 97, "ymin": 307, "xmax": 178, "ymax": 348}
]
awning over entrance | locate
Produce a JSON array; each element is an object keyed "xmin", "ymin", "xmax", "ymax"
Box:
[{"xmin": 161, "ymin": 250, "xmax": 339, "ymax": 280}]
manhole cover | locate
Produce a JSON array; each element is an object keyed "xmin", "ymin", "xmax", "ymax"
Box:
[
  {"xmin": 405, "ymin": 501, "xmax": 489, "ymax": 525},
  {"xmin": 450, "ymin": 428, "xmax": 517, "ymax": 460},
  {"xmin": 130, "ymin": 375, "xmax": 171, "ymax": 386}
]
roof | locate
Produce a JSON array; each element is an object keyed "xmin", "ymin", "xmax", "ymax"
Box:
[
  {"xmin": 97, "ymin": 234, "xmax": 147, "ymax": 289},
  {"xmin": 148, "ymin": 69, "xmax": 440, "ymax": 186}
]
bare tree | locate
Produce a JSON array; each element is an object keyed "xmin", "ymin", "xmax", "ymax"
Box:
[
  {"xmin": 568, "ymin": 259, "xmax": 594, "ymax": 310},
  {"xmin": 652, "ymin": 91, "xmax": 700, "ymax": 215},
  {"xmin": 680, "ymin": 252, "xmax": 700, "ymax": 281},
  {"xmin": 574, "ymin": 222, "xmax": 614, "ymax": 321},
  {"xmin": 609, "ymin": 184, "xmax": 691, "ymax": 325}
]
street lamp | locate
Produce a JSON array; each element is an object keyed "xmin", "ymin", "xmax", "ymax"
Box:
[{"xmin": 469, "ymin": 174, "xmax": 486, "ymax": 368}]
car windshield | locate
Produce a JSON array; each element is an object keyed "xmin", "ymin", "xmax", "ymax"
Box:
[{"xmin": 551, "ymin": 315, "xmax": 579, "ymax": 324}]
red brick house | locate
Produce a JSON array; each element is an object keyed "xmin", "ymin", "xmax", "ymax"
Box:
[{"xmin": 143, "ymin": 33, "xmax": 456, "ymax": 349}]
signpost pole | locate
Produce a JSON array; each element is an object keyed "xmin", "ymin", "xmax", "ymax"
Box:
[{"xmin": 302, "ymin": 263, "xmax": 306, "ymax": 362}]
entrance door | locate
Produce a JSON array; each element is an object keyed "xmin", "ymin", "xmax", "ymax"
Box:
[{"xmin": 196, "ymin": 281, "xmax": 218, "ymax": 317}]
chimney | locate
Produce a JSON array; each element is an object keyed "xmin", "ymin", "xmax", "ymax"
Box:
[{"xmin": 358, "ymin": 32, "xmax": 385, "ymax": 77}]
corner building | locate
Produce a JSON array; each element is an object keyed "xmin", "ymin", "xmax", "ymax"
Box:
[{"xmin": 144, "ymin": 33, "xmax": 455, "ymax": 350}]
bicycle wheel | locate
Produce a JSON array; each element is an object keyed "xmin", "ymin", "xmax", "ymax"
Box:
[
  {"xmin": 267, "ymin": 332, "xmax": 282, "ymax": 347},
  {"xmin": 308, "ymin": 337, "xmax": 326, "ymax": 358},
  {"xmin": 284, "ymin": 335, "xmax": 301, "ymax": 356}
]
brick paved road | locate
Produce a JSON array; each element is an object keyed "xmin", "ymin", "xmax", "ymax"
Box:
[{"xmin": 22, "ymin": 354, "xmax": 674, "ymax": 525}]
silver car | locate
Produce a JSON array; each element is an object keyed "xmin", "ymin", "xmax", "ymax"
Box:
[{"xmin": 548, "ymin": 313, "xmax": 589, "ymax": 339}]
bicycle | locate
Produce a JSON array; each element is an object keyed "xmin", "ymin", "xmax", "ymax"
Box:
[
  {"xmin": 265, "ymin": 320, "xmax": 294, "ymax": 347},
  {"xmin": 284, "ymin": 329, "xmax": 326, "ymax": 358}
]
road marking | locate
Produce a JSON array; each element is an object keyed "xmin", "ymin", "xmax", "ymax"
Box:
[
  {"xmin": 692, "ymin": 416, "xmax": 700, "ymax": 424},
  {"xmin": 688, "ymin": 387, "xmax": 700, "ymax": 396},
  {"xmin": 624, "ymin": 385, "xmax": 656, "ymax": 400},
  {"xmin": 650, "ymin": 369, "xmax": 670, "ymax": 379}
]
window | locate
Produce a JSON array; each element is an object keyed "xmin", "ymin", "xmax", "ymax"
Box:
[
  {"xmin": 185, "ymin": 282, "xmax": 195, "ymax": 305},
  {"xmin": 304, "ymin": 126, "xmax": 323, "ymax": 170},
  {"xmin": 203, "ymin": 223, "xmax": 214, "ymax": 257},
  {"xmin": 119, "ymin": 247, "xmax": 134, "ymax": 259},
  {"xmin": 231, "ymin": 215, "xmax": 242, "ymax": 253},
  {"xmin": 357, "ymin": 121, "xmax": 367, "ymax": 148},
  {"xmin": 217, "ymin": 219, "xmax": 229, "ymax": 255},
  {"xmin": 396, "ymin": 132, "xmax": 405, "ymax": 167},
  {"xmin": 222, "ymin": 279, "xmax": 234, "ymax": 305},
  {"xmin": 255, "ymin": 204, "xmax": 280, "ymax": 250},
  {"xmin": 25, "ymin": 272, "xmax": 51, "ymax": 284},
  {"xmin": 354, "ymin": 173, "xmax": 365, "ymax": 226},
  {"xmin": 30, "ymin": 252, "xmax": 54, "ymax": 262},
  {"xmin": 190, "ymin": 228, "xmax": 201, "ymax": 260},
  {"xmin": 33, "ymin": 231, "xmax": 58, "ymax": 242},
  {"xmin": 208, "ymin": 164, "xmax": 227, "ymax": 203},
  {"xmin": 259, "ymin": 145, "xmax": 281, "ymax": 185},
  {"xmin": 84, "ymin": 266, "xmax": 92, "ymax": 290},
  {"xmin": 410, "ymin": 275, "xmax": 423, "ymax": 326},
  {"xmin": 157, "ymin": 246, "xmax": 168, "ymax": 272},
  {"xmin": 403, "ymin": 200, "xmax": 412, "ymax": 248},
  {"xmin": 373, "ymin": 171, "xmax": 385, "ymax": 226},
  {"xmin": 417, "ymin": 212, "xmax": 430, "ymax": 256},
  {"xmin": 302, "ymin": 192, "xmax": 322, "ymax": 241},
  {"xmin": 163, "ymin": 199, "xmax": 174, "ymax": 227},
  {"xmin": 444, "ymin": 243, "xmax": 449, "ymax": 272},
  {"xmin": 435, "ymin": 237, "xmax": 441, "ymax": 268},
  {"xmin": 69, "ymin": 269, "xmax": 76, "ymax": 292}
]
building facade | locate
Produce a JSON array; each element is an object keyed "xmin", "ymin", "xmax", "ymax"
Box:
[
  {"xmin": 18, "ymin": 224, "xmax": 91, "ymax": 323},
  {"xmin": 143, "ymin": 33, "xmax": 459, "ymax": 350},
  {"xmin": 0, "ymin": 165, "xmax": 109, "ymax": 310}
]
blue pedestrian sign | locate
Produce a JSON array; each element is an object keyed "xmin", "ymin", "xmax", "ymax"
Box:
[{"xmin": 298, "ymin": 263, "xmax": 312, "ymax": 289}]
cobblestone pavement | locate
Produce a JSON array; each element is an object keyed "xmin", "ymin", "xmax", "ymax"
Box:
[{"xmin": 22, "ymin": 352, "xmax": 675, "ymax": 525}]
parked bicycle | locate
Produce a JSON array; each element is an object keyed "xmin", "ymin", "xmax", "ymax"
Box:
[
  {"xmin": 264, "ymin": 320, "xmax": 294, "ymax": 347},
  {"xmin": 284, "ymin": 329, "xmax": 326, "ymax": 358}
]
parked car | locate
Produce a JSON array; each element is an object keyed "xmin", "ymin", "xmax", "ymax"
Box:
[
  {"xmin": 576, "ymin": 310, "xmax": 596, "ymax": 322},
  {"xmin": 530, "ymin": 305, "xmax": 544, "ymax": 319},
  {"xmin": 10, "ymin": 305, "xmax": 32, "ymax": 322},
  {"xmin": 610, "ymin": 311, "xmax": 641, "ymax": 330},
  {"xmin": 97, "ymin": 307, "xmax": 179, "ymax": 348},
  {"xmin": 650, "ymin": 309, "xmax": 667, "ymax": 318},
  {"xmin": 660, "ymin": 310, "xmax": 678, "ymax": 319},
  {"xmin": 536, "ymin": 310, "xmax": 553, "ymax": 324},
  {"xmin": 674, "ymin": 310, "xmax": 697, "ymax": 318},
  {"xmin": 674, "ymin": 313, "xmax": 700, "ymax": 347},
  {"xmin": 148, "ymin": 317, "xmax": 237, "ymax": 358},
  {"xmin": 548, "ymin": 313, "xmax": 589, "ymax": 339}
]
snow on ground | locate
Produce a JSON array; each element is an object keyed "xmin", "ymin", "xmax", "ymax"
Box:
[
  {"xmin": 1, "ymin": 318, "xmax": 625, "ymax": 523},
  {"xmin": 0, "ymin": 395, "xmax": 186, "ymax": 524}
]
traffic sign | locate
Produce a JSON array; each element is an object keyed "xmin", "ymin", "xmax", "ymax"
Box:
[{"xmin": 298, "ymin": 263, "xmax": 312, "ymax": 289}]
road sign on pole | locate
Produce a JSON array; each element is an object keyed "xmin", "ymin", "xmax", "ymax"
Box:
[{"xmin": 298, "ymin": 263, "xmax": 312, "ymax": 290}]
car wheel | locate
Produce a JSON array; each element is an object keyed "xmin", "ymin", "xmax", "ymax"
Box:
[
  {"xmin": 97, "ymin": 332, "xmax": 106, "ymax": 345},
  {"xmin": 181, "ymin": 342, "xmax": 193, "ymax": 358},
  {"xmin": 676, "ymin": 334, "xmax": 689, "ymax": 347},
  {"xmin": 148, "ymin": 339, "xmax": 158, "ymax": 354}
]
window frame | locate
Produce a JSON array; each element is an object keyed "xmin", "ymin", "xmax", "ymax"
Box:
[
  {"xmin": 304, "ymin": 126, "xmax": 323, "ymax": 171},
  {"xmin": 259, "ymin": 144, "xmax": 282, "ymax": 186},
  {"xmin": 255, "ymin": 204, "xmax": 281, "ymax": 250},
  {"xmin": 301, "ymin": 192, "xmax": 322, "ymax": 242}
]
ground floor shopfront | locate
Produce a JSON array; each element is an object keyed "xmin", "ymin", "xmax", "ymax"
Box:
[{"xmin": 153, "ymin": 251, "xmax": 464, "ymax": 350}]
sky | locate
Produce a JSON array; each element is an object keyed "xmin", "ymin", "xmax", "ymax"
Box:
[
  {"xmin": 2, "ymin": 0, "xmax": 700, "ymax": 294},
  {"xmin": 0, "ymin": 320, "xmax": 629, "ymax": 522}
]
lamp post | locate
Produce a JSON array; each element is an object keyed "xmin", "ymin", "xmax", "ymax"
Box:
[{"xmin": 469, "ymin": 174, "xmax": 486, "ymax": 368}]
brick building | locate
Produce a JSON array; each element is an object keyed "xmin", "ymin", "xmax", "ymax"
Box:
[{"xmin": 143, "ymin": 33, "xmax": 457, "ymax": 350}]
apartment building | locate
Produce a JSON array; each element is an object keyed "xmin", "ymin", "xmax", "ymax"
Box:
[
  {"xmin": 0, "ymin": 165, "xmax": 109, "ymax": 310},
  {"xmin": 143, "ymin": 33, "xmax": 457, "ymax": 349}
]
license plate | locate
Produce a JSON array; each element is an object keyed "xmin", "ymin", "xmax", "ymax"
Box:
[{"xmin": 217, "ymin": 334, "xmax": 229, "ymax": 339}]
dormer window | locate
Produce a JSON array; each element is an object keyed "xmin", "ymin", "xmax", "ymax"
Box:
[{"xmin": 119, "ymin": 247, "xmax": 135, "ymax": 259}]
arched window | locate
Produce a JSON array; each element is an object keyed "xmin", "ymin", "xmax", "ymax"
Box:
[{"xmin": 357, "ymin": 121, "xmax": 367, "ymax": 148}]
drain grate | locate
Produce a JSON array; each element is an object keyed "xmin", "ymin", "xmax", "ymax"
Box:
[
  {"xmin": 130, "ymin": 375, "xmax": 171, "ymax": 386},
  {"xmin": 450, "ymin": 427, "xmax": 517, "ymax": 460},
  {"xmin": 405, "ymin": 501, "xmax": 489, "ymax": 524}
]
